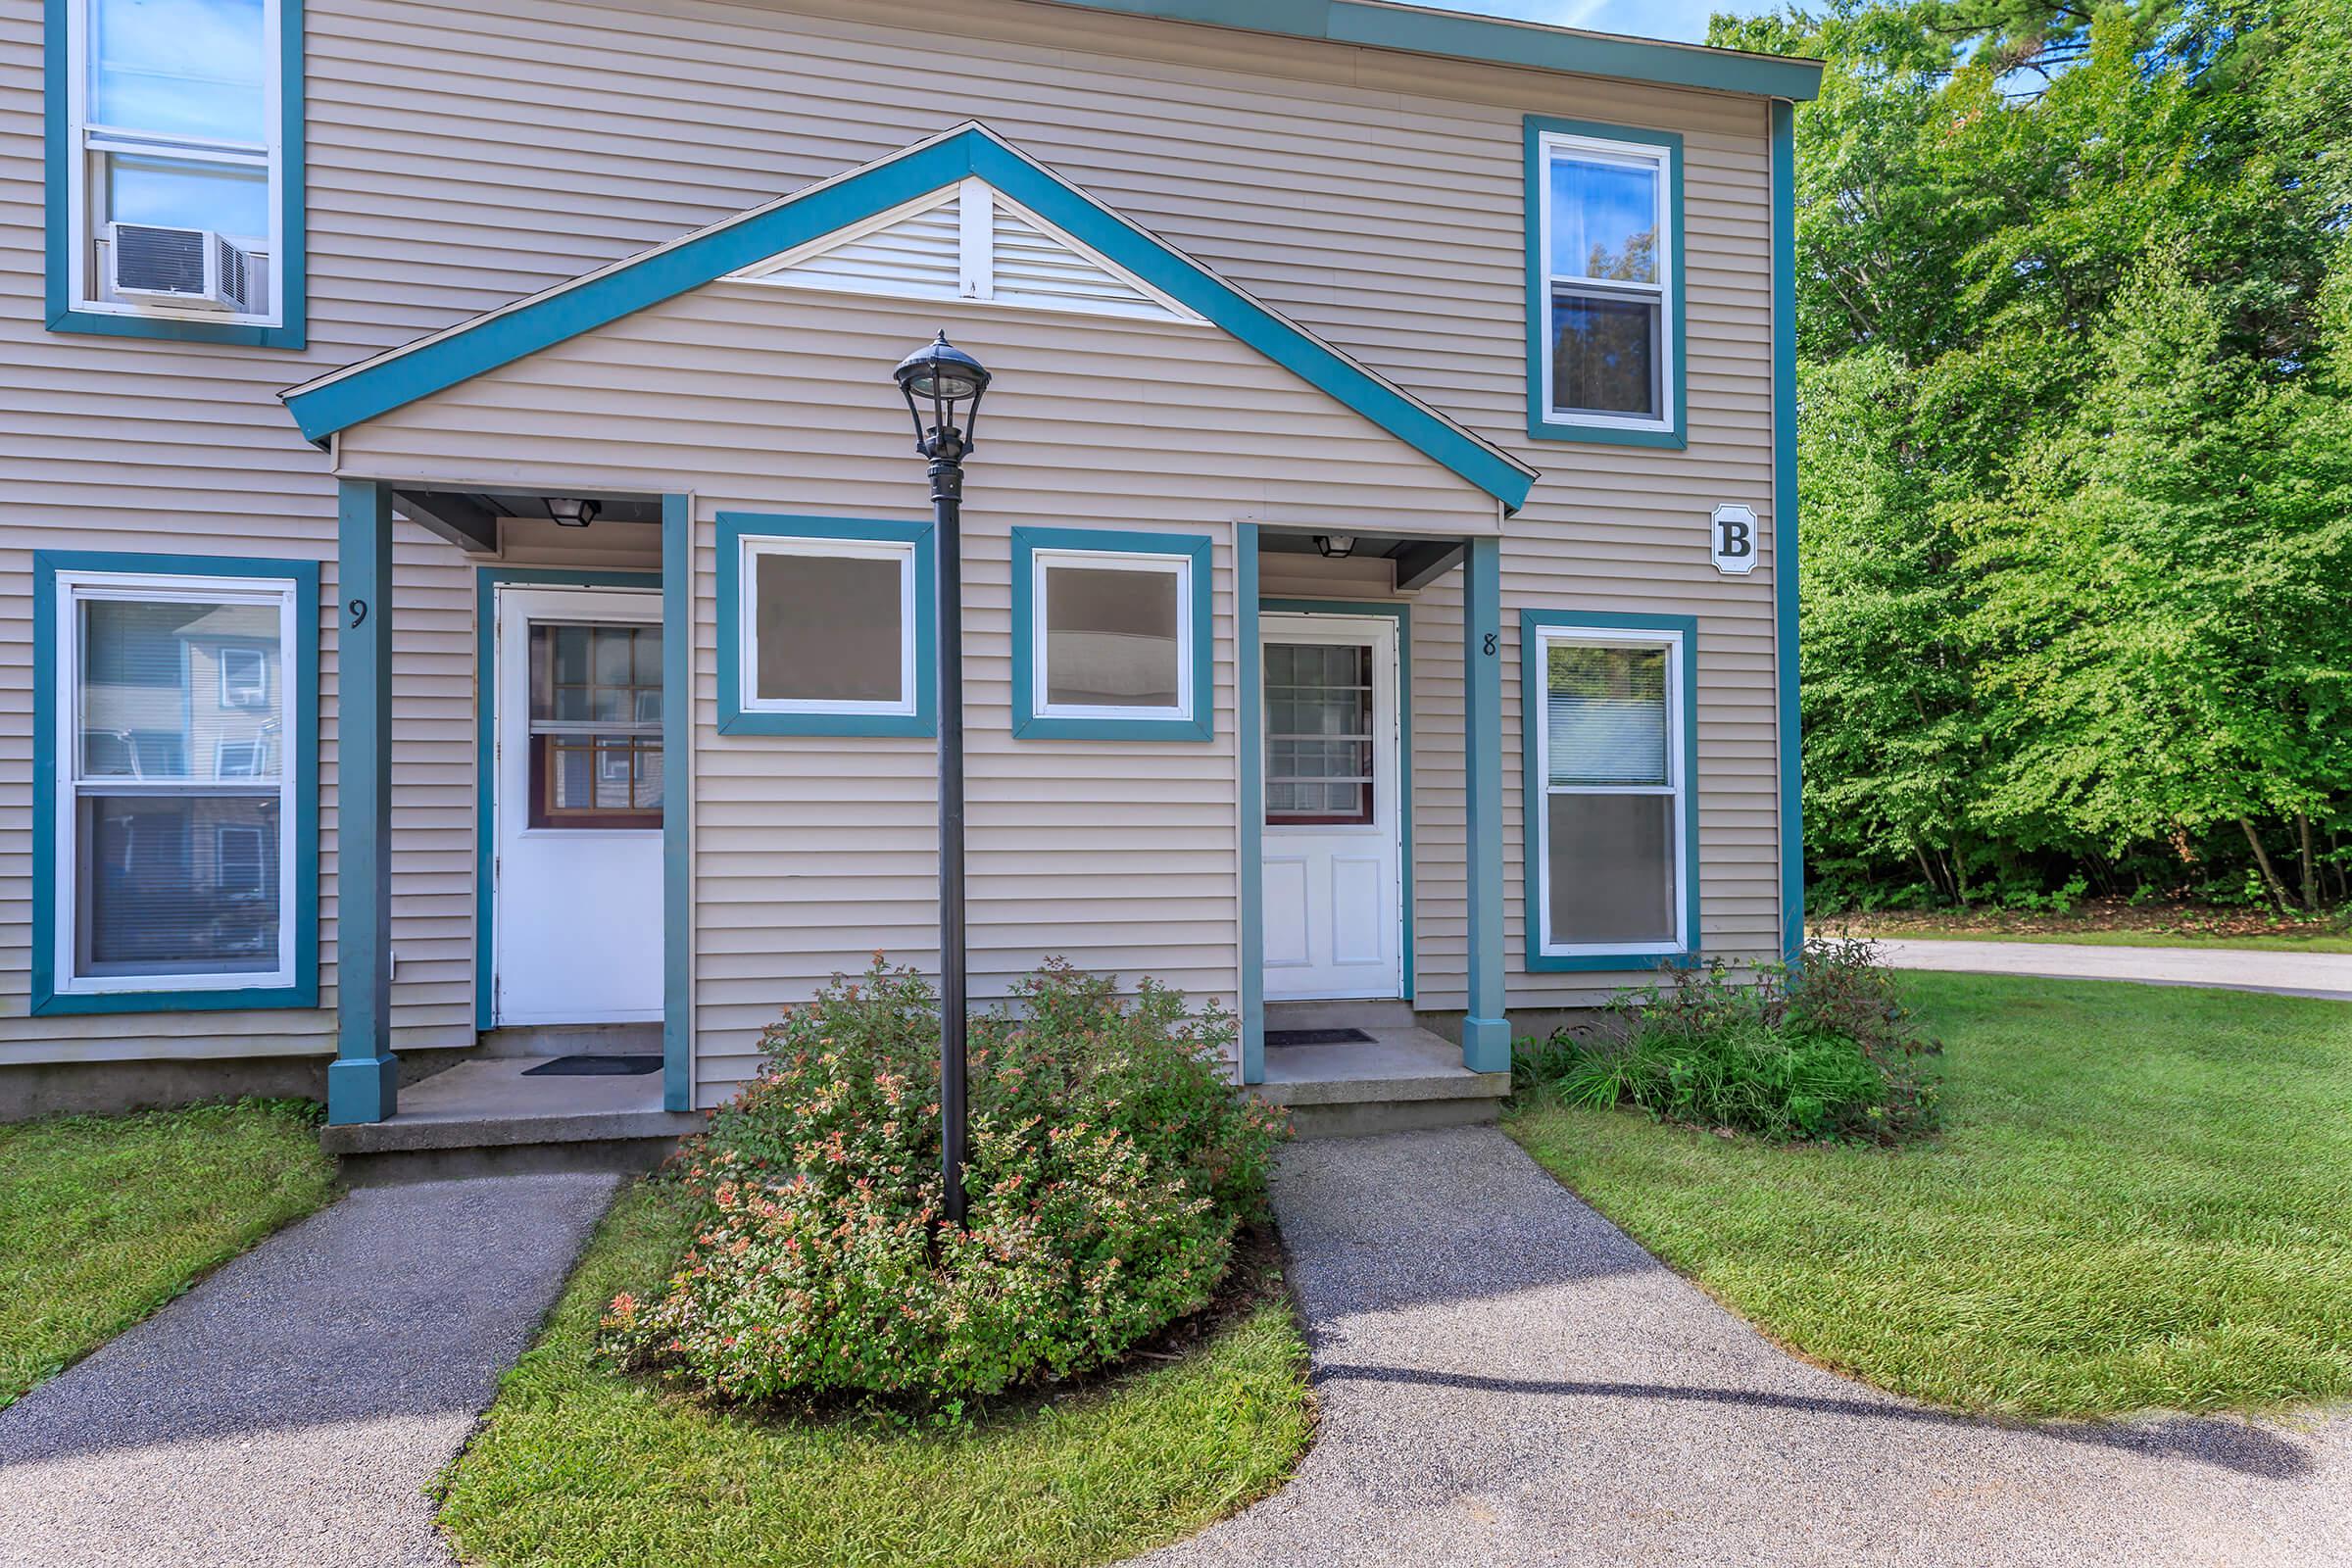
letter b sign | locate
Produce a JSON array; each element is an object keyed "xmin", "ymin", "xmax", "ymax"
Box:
[{"xmin": 1710, "ymin": 504, "xmax": 1759, "ymax": 576}]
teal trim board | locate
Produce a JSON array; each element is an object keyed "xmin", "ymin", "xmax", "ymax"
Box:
[
  {"xmin": 45, "ymin": 0, "xmax": 307, "ymax": 348},
  {"xmin": 1524, "ymin": 117, "xmax": 1687, "ymax": 449},
  {"xmin": 1771, "ymin": 99, "xmax": 1804, "ymax": 963},
  {"xmin": 1235, "ymin": 526, "xmax": 1265, "ymax": 1086},
  {"xmin": 30, "ymin": 549, "xmax": 321, "ymax": 1016},
  {"xmin": 1518, "ymin": 608, "xmax": 1702, "ymax": 975},
  {"xmin": 471, "ymin": 564, "xmax": 662, "ymax": 1034},
  {"xmin": 1037, "ymin": 2, "xmax": 1822, "ymax": 99},
  {"xmin": 1010, "ymin": 525, "xmax": 1215, "ymax": 741},
  {"xmin": 331, "ymin": 480, "xmax": 397, "ymax": 1125},
  {"xmin": 714, "ymin": 514, "xmax": 937, "ymax": 737},
  {"xmin": 1261, "ymin": 599, "xmax": 1414, "ymax": 1005},
  {"xmin": 279, "ymin": 125, "xmax": 1534, "ymax": 514},
  {"xmin": 1460, "ymin": 538, "xmax": 1508, "ymax": 1071},
  {"xmin": 662, "ymin": 494, "xmax": 694, "ymax": 1111}
]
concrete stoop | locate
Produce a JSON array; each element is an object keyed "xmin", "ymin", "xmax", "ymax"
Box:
[
  {"xmin": 1250, "ymin": 1010, "xmax": 1510, "ymax": 1139},
  {"xmin": 319, "ymin": 1056, "xmax": 705, "ymax": 1183}
]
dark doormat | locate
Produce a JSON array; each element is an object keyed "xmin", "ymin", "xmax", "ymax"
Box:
[
  {"xmin": 522, "ymin": 1054, "xmax": 664, "ymax": 1077},
  {"xmin": 1265, "ymin": 1027, "xmax": 1375, "ymax": 1048}
]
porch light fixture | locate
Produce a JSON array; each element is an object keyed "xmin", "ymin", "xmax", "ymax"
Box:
[
  {"xmin": 1313, "ymin": 534, "xmax": 1356, "ymax": 559},
  {"xmin": 891, "ymin": 329, "xmax": 993, "ymax": 1229},
  {"xmin": 548, "ymin": 497, "xmax": 600, "ymax": 528}
]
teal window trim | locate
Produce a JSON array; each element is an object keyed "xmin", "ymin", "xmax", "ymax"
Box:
[
  {"xmin": 1519, "ymin": 608, "xmax": 1700, "ymax": 973},
  {"xmin": 44, "ymin": 0, "xmax": 307, "ymax": 349},
  {"xmin": 1523, "ymin": 116, "xmax": 1685, "ymax": 450},
  {"xmin": 278, "ymin": 125, "xmax": 1533, "ymax": 513},
  {"xmin": 1011, "ymin": 525, "xmax": 1213, "ymax": 742},
  {"xmin": 472, "ymin": 564, "xmax": 662, "ymax": 1033},
  {"xmin": 1771, "ymin": 100, "xmax": 1804, "ymax": 963},
  {"xmin": 714, "ymin": 514, "xmax": 937, "ymax": 738},
  {"xmin": 31, "ymin": 549, "xmax": 320, "ymax": 1015},
  {"xmin": 1261, "ymin": 599, "xmax": 1414, "ymax": 1004}
]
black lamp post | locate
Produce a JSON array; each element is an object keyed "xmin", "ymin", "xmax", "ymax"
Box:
[{"xmin": 893, "ymin": 330, "xmax": 993, "ymax": 1229}]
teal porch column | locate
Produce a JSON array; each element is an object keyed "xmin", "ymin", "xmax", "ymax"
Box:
[
  {"xmin": 1461, "ymin": 535, "xmax": 1509, "ymax": 1072},
  {"xmin": 1235, "ymin": 524, "xmax": 1265, "ymax": 1085},
  {"xmin": 328, "ymin": 478, "xmax": 398, "ymax": 1124}
]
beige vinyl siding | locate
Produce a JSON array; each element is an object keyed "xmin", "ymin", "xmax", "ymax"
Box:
[
  {"xmin": 2, "ymin": 0, "xmax": 1786, "ymax": 1059},
  {"xmin": 336, "ymin": 282, "xmax": 1496, "ymax": 1102}
]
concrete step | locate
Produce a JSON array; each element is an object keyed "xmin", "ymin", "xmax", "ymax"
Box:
[
  {"xmin": 320, "ymin": 1057, "xmax": 705, "ymax": 1184},
  {"xmin": 1250, "ymin": 1022, "xmax": 1510, "ymax": 1140},
  {"xmin": 474, "ymin": 1022, "xmax": 662, "ymax": 1058},
  {"xmin": 1264, "ymin": 999, "xmax": 1416, "ymax": 1033}
]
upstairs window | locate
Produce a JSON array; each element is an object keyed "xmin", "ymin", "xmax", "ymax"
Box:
[
  {"xmin": 52, "ymin": 0, "xmax": 303, "ymax": 343},
  {"xmin": 1526, "ymin": 120, "xmax": 1683, "ymax": 446}
]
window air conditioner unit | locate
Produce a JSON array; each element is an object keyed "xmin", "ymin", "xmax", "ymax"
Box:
[{"xmin": 108, "ymin": 222, "xmax": 258, "ymax": 313}]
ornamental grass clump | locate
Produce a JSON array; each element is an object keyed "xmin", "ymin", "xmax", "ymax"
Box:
[
  {"xmin": 600, "ymin": 957, "xmax": 1285, "ymax": 1409},
  {"xmin": 1515, "ymin": 936, "xmax": 1940, "ymax": 1145}
]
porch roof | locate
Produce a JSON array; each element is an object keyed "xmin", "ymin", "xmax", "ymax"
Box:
[{"xmin": 280, "ymin": 123, "xmax": 1539, "ymax": 514}]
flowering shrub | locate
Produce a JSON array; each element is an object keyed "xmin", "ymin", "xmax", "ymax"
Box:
[{"xmin": 601, "ymin": 958, "xmax": 1286, "ymax": 1407}]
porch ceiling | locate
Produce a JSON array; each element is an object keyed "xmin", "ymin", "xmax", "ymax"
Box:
[{"xmin": 393, "ymin": 487, "xmax": 664, "ymax": 554}]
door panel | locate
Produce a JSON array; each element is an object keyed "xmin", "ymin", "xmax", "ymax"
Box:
[
  {"xmin": 493, "ymin": 586, "xmax": 664, "ymax": 1025},
  {"xmin": 1260, "ymin": 613, "xmax": 1402, "ymax": 1001}
]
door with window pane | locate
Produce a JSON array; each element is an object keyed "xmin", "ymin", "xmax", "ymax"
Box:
[
  {"xmin": 1260, "ymin": 614, "xmax": 1402, "ymax": 1001},
  {"xmin": 493, "ymin": 587, "xmax": 663, "ymax": 1026}
]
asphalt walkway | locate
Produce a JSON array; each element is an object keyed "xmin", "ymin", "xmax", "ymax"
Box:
[
  {"xmin": 1144, "ymin": 1128, "xmax": 2351, "ymax": 1568},
  {"xmin": 1876, "ymin": 938, "xmax": 2352, "ymax": 1001},
  {"xmin": 0, "ymin": 1173, "xmax": 615, "ymax": 1568}
]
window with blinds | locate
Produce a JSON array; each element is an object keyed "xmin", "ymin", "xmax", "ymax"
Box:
[{"xmin": 1535, "ymin": 630, "xmax": 1687, "ymax": 953}]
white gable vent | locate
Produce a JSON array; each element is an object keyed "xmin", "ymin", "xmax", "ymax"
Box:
[
  {"xmin": 109, "ymin": 222, "xmax": 258, "ymax": 313},
  {"xmin": 727, "ymin": 179, "xmax": 1198, "ymax": 325}
]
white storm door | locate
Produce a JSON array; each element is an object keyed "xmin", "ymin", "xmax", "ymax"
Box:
[
  {"xmin": 492, "ymin": 586, "xmax": 664, "ymax": 1025},
  {"xmin": 1260, "ymin": 613, "xmax": 1403, "ymax": 1001}
]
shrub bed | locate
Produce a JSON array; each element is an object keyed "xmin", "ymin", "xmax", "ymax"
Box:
[
  {"xmin": 1515, "ymin": 936, "xmax": 1940, "ymax": 1144},
  {"xmin": 601, "ymin": 958, "xmax": 1285, "ymax": 1412}
]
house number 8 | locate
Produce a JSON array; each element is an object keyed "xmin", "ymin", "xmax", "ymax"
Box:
[
  {"xmin": 348, "ymin": 598, "xmax": 368, "ymax": 627},
  {"xmin": 1483, "ymin": 632, "xmax": 1497, "ymax": 657}
]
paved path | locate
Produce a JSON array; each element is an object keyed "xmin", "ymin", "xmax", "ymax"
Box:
[
  {"xmin": 0, "ymin": 1174, "xmax": 615, "ymax": 1568},
  {"xmin": 1876, "ymin": 938, "xmax": 2352, "ymax": 1001},
  {"xmin": 1145, "ymin": 1129, "xmax": 2350, "ymax": 1568}
]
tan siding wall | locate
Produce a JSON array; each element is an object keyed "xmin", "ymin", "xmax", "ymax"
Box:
[
  {"xmin": 2, "ymin": 0, "xmax": 1785, "ymax": 1060},
  {"xmin": 337, "ymin": 284, "xmax": 1494, "ymax": 1102}
]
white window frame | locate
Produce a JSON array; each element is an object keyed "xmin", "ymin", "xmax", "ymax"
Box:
[
  {"xmin": 218, "ymin": 642, "xmax": 269, "ymax": 708},
  {"xmin": 64, "ymin": 0, "xmax": 286, "ymax": 327},
  {"xmin": 214, "ymin": 821, "xmax": 268, "ymax": 897},
  {"xmin": 51, "ymin": 568, "xmax": 300, "ymax": 995},
  {"xmin": 1537, "ymin": 130, "xmax": 1675, "ymax": 435},
  {"xmin": 215, "ymin": 735, "xmax": 264, "ymax": 778},
  {"xmin": 1532, "ymin": 623, "xmax": 1690, "ymax": 959},
  {"xmin": 736, "ymin": 534, "xmax": 920, "ymax": 718},
  {"xmin": 1029, "ymin": 547, "xmax": 1196, "ymax": 723}
]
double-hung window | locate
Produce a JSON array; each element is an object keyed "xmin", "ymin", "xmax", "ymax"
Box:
[
  {"xmin": 38, "ymin": 557, "xmax": 317, "ymax": 1010},
  {"xmin": 52, "ymin": 0, "xmax": 302, "ymax": 342},
  {"xmin": 1523, "ymin": 612, "xmax": 1696, "ymax": 966},
  {"xmin": 717, "ymin": 514, "xmax": 936, "ymax": 737},
  {"xmin": 1526, "ymin": 119, "xmax": 1682, "ymax": 445},
  {"xmin": 1011, "ymin": 527, "xmax": 1213, "ymax": 741}
]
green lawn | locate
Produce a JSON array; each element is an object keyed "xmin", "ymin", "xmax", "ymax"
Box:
[
  {"xmin": 437, "ymin": 1181, "xmax": 1314, "ymax": 1568},
  {"xmin": 1508, "ymin": 973, "xmax": 2352, "ymax": 1418},
  {"xmin": 1862, "ymin": 926, "xmax": 2352, "ymax": 954},
  {"xmin": 0, "ymin": 1100, "xmax": 337, "ymax": 1407}
]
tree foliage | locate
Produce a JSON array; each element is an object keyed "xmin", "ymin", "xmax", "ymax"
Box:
[{"xmin": 1715, "ymin": 0, "xmax": 2352, "ymax": 910}]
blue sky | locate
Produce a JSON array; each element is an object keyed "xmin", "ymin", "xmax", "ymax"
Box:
[{"xmin": 1425, "ymin": 0, "xmax": 1756, "ymax": 45}]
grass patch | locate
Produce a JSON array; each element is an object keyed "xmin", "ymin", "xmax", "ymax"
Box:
[
  {"xmin": 1507, "ymin": 973, "xmax": 2352, "ymax": 1419},
  {"xmin": 438, "ymin": 1180, "xmax": 1314, "ymax": 1568},
  {"xmin": 0, "ymin": 1099, "xmax": 337, "ymax": 1407},
  {"xmin": 1859, "ymin": 926, "xmax": 2352, "ymax": 954}
]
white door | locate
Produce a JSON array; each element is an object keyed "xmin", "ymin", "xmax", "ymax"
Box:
[
  {"xmin": 492, "ymin": 586, "xmax": 664, "ymax": 1025},
  {"xmin": 1261, "ymin": 613, "xmax": 1403, "ymax": 1001}
]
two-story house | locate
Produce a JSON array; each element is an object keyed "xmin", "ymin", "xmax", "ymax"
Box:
[{"xmin": 1, "ymin": 0, "xmax": 1820, "ymax": 1133}]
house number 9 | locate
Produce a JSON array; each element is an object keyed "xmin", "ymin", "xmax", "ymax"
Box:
[{"xmin": 348, "ymin": 598, "xmax": 368, "ymax": 627}]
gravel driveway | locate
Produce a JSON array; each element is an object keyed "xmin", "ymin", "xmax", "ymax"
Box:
[
  {"xmin": 0, "ymin": 1174, "xmax": 615, "ymax": 1568},
  {"xmin": 1142, "ymin": 1128, "xmax": 2351, "ymax": 1568},
  {"xmin": 1874, "ymin": 938, "xmax": 2352, "ymax": 1001}
]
